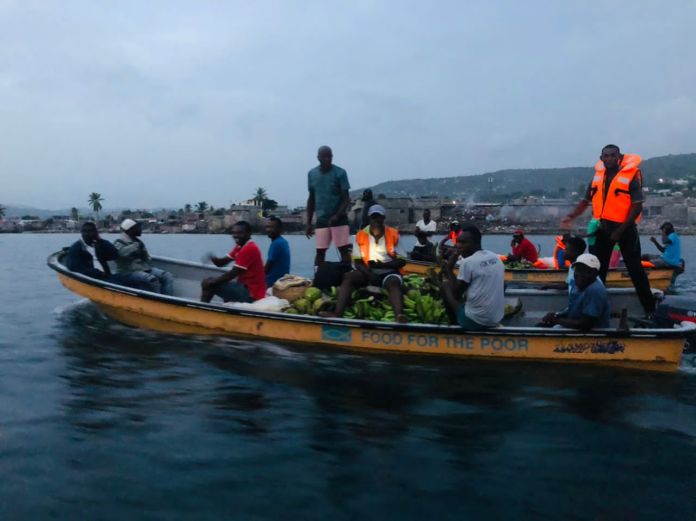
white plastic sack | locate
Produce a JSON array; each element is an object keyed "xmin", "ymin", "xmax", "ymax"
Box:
[{"xmin": 223, "ymin": 296, "xmax": 290, "ymax": 312}]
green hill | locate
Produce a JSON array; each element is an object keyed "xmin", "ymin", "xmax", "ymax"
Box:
[{"xmin": 355, "ymin": 153, "xmax": 696, "ymax": 200}]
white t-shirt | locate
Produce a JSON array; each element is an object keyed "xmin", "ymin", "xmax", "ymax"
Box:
[
  {"xmin": 81, "ymin": 239, "xmax": 99, "ymax": 270},
  {"xmin": 457, "ymin": 249, "xmax": 505, "ymax": 326},
  {"xmin": 415, "ymin": 219, "xmax": 437, "ymax": 233},
  {"xmin": 352, "ymin": 228, "xmax": 401, "ymax": 263}
]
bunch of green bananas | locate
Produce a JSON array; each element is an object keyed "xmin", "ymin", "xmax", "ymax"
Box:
[
  {"xmin": 503, "ymin": 260, "xmax": 533, "ymax": 270},
  {"xmin": 344, "ymin": 296, "xmax": 396, "ymax": 322},
  {"xmin": 403, "ymin": 274, "xmax": 425, "ymax": 290},
  {"xmin": 403, "ymin": 293, "xmax": 449, "ymax": 324}
]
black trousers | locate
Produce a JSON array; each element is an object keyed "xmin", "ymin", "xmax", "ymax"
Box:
[{"xmin": 593, "ymin": 223, "xmax": 655, "ymax": 314}]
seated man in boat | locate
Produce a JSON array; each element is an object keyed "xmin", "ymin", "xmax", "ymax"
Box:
[
  {"xmin": 65, "ymin": 222, "xmax": 120, "ymax": 281},
  {"xmin": 441, "ymin": 225, "xmax": 505, "ymax": 330},
  {"xmin": 113, "ymin": 219, "xmax": 175, "ymax": 294},
  {"xmin": 438, "ymin": 220, "xmax": 461, "ymax": 260},
  {"xmin": 642, "ymin": 222, "xmax": 682, "ymax": 269},
  {"xmin": 540, "ymin": 253, "xmax": 610, "ymax": 330},
  {"xmin": 201, "ymin": 221, "xmax": 267, "ymax": 303},
  {"xmin": 265, "ymin": 216, "xmax": 291, "ymax": 287},
  {"xmin": 409, "ymin": 228, "xmax": 436, "ymax": 262},
  {"xmin": 321, "ymin": 204, "xmax": 408, "ymax": 322},
  {"xmin": 507, "ymin": 229, "xmax": 538, "ymax": 263}
]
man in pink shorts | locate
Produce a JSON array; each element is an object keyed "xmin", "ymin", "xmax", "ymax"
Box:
[{"xmin": 305, "ymin": 145, "xmax": 352, "ymax": 267}]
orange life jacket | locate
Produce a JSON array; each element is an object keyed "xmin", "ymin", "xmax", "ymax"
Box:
[
  {"xmin": 355, "ymin": 226, "xmax": 399, "ymax": 266},
  {"xmin": 449, "ymin": 230, "xmax": 459, "ymax": 244},
  {"xmin": 551, "ymin": 236, "xmax": 570, "ymax": 269},
  {"xmin": 641, "ymin": 260, "xmax": 655, "ymax": 269},
  {"xmin": 590, "ymin": 154, "xmax": 642, "ymax": 223}
]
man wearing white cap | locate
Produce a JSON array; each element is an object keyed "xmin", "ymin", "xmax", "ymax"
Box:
[
  {"xmin": 113, "ymin": 219, "xmax": 174, "ymax": 295},
  {"xmin": 541, "ymin": 253, "xmax": 610, "ymax": 329},
  {"xmin": 321, "ymin": 204, "xmax": 408, "ymax": 322}
]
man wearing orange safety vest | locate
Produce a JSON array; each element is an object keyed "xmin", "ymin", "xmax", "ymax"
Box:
[
  {"xmin": 321, "ymin": 204, "xmax": 408, "ymax": 322},
  {"xmin": 562, "ymin": 144, "xmax": 654, "ymax": 314}
]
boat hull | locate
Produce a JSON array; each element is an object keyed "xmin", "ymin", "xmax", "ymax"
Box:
[
  {"xmin": 54, "ymin": 270, "xmax": 686, "ymax": 372},
  {"xmin": 403, "ymin": 260, "xmax": 675, "ymax": 290}
]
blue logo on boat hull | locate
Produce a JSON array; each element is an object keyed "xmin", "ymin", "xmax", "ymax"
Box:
[{"xmin": 322, "ymin": 325, "xmax": 352, "ymax": 342}]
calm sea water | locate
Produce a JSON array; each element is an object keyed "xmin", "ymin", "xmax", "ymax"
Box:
[{"xmin": 1, "ymin": 233, "xmax": 696, "ymax": 520}]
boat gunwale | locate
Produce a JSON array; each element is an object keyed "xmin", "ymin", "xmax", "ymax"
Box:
[
  {"xmin": 47, "ymin": 251, "xmax": 694, "ymax": 339},
  {"xmin": 404, "ymin": 258, "xmax": 674, "ymax": 275}
]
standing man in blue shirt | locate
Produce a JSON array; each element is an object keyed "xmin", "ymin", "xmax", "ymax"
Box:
[
  {"xmin": 265, "ymin": 216, "xmax": 291, "ymax": 287},
  {"xmin": 540, "ymin": 254, "xmax": 611, "ymax": 330},
  {"xmin": 305, "ymin": 146, "xmax": 352, "ymax": 268},
  {"xmin": 643, "ymin": 222, "xmax": 682, "ymax": 269}
]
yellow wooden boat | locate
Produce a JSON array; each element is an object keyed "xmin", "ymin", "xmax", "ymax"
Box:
[
  {"xmin": 48, "ymin": 251, "xmax": 692, "ymax": 372},
  {"xmin": 403, "ymin": 259, "xmax": 676, "ymax": 290}
]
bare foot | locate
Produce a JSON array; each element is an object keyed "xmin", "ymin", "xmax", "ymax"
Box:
[{"xmin": 396, "ymin": 313, "xmax": 408, "ymax": 324}]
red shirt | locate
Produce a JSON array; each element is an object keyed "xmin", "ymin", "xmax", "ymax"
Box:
[
  {"xmin": 227, "ymin": 240, "xmax": 267, "ymax": 300},
  {"xmin": 512, "ymin": 237, "xmax": 538, "ymax": 263}
]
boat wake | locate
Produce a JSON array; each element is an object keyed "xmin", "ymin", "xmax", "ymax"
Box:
[{"xmin": 52, "ymin": 298, "xmax": 303, "ymax": 360}]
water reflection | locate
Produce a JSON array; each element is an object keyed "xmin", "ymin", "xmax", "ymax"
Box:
[{"xmin": 50, "ymin": 301, "xmax": 696, "ymax": 518}]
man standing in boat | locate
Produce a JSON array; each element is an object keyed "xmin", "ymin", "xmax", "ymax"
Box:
[
  {"xmin": 201, "ymin": 221, "xmax": 266, "ymax": 303},
  {"xmin": 305, "ymin": 146, "xmax": 352, "ymax": 268},
  {"xmin": 561, "ymin": 144, "xmax": 655, "ymax": 315}
]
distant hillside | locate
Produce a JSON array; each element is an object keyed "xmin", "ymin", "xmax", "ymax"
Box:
[{"xmin": 354, "ymin": 153, "xmax": 696, "ymax": 200}]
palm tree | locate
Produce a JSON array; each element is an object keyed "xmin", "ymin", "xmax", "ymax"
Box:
[
  {"xmin": 253, "ymin": 187, "xmax": 268, "ymax": 206},
  {"xmin": 0, "ymin": 204, "xmax": 5, "ymax": 220},
  {"xmin": 88, "ymin": 192, "xmax": 104, "ymax": 223},
  {"xmin": 195, "ymin": 201, "xmax": 208, "ymax": 213},
  {"xmin": 70, "ymin": 207, "xmax": 79, "ymax": 221},
  {"xmin": 184, "ymin": 203, "xmax": 192, "ymax": 214}
]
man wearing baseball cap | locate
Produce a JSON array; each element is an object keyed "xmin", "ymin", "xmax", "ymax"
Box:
[
  {"xmin": 540, "ymin": 253, "xmax": 610, "ymax": 329},
  {"xmin": 113, "ymin": 219, "xmax": 175, "ymax": 295},
  {"xmin": 321, "ymin": 204, "xmax": 408, "ymax": 322}
]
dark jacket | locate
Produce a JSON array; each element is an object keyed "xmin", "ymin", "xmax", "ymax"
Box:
[{"xmin": 65, "ymin": 239, "xmax": 119, "ymax": 280}]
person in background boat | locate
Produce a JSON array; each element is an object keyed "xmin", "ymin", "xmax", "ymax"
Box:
[
  {"xmin": 65, "ymin": 222, "xmax": 119, "ymax": 281},
  {"xmin": 643, "ymin": 222, "xmax": 682, "ymax": 269},
  {"xmin": 586, "ymin": 218, "xmax": 600, "ymax": 255},
  {"xmin": 540, "ymin": 254, "xmax": 610, "ymax": 330},
  {"xmin": 441, "ymin": 225, "xmax": 504, "ymax": 330},
  {"xmin": 415, "ymin": 209, "xmax": 437, "ymax": 236},
  {"xmin": 359, "ymin": 189, "xmax": 376, "ymax": 229},
  {"xmin": 507, "ymin": 229, "xmax": 538, "ymax": 263},
  {"xmin": 562, "ymin": 235, "xmax": 587, "ymax": 293},
  {"xmin": 321, "ymin": 204, "xmax": 408, "ymax": 322},
  {"xmin": 113, "ymin": 219, "xmax": 174, "ymax": 295},
  {"xmin": 305, "ymin": 145, "xmax": 352, "ymax": 268},
  {"xmin": 553, "ymin": 234, "xmax": 570, "ymax": 269},
  {"xmin": 264, "ymin": 216, "xmax": 291, "ymax": 287},
  {"xmin": 438, "ymin": 220, "xmax": 461, "ymax": 259},
  {"xmin": 561, "ymin": 144, "xmax": 654, "ymax": 314},
  {"xmin": 409, "ymin": 228, "xmax": 436, "ymax": 262},
  {"xmin": 201, "ymin": 221, "xmax": 266, "ymax": 303}
]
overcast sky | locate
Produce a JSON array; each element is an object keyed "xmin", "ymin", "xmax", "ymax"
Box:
[{"xmin": 2, "ymin": 0, "xmax": 696, "ymax": 210}]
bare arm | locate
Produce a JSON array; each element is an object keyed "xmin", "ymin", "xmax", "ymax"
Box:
[
  {"xmin": 306, "ymin": 190, "xmax": 315, "ymax": 238},
  {"xmin": 561, "ymin": 199, "xmax": 590, "ymax": 228},
  {"xmin": 210, "ymin": 255, "xmax": 233, "ymax": 268}
]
